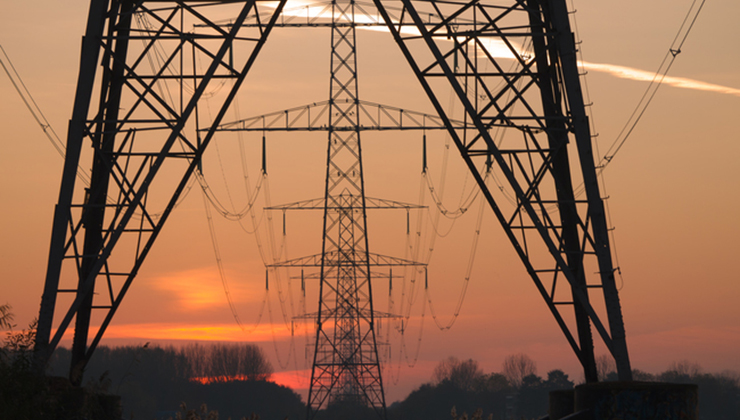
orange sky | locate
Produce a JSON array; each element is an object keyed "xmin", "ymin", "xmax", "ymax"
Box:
[{"xmin": 1, "ymin": 0, "xmax": 739, "ymax": 404}]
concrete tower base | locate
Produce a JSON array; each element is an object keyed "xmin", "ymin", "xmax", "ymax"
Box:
[{"xmin": 549, "ymin": 382, "xmax": 698, "ymax": 420}]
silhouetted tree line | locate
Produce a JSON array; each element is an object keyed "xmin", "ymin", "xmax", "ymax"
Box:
[
  {"xmin": 181, "ymin": 343, "xmax": 274, "ymax": 382},
  {"xmin": 387, "ymin": 355, "xmax": 740, "ymax": 420},
  {"xmin": 2, "ymin": 304, "xmax": 739, "ymax": 420},
  {"xmin": 388, "ymin": 354, "xmax": 572, "ymax": 420},
  {"xmin": 45, "ymin": 343, "xmax": 302, "ymax": 420}
]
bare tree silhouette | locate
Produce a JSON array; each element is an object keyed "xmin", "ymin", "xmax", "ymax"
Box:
[
  {"xmin": 502, "ymin": 354, "xmax": 536, "ymax": 388},
  {"xmin": 432, "ymin": 357, "xmax": 485, "ymax": 391}
]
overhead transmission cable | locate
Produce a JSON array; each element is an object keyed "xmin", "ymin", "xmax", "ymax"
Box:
[
  {"xmin": 397, "ymin": 82, "xmax": 486, "ymax": 366},
  {"xmin": 399, "ymin": 294, "xmax": 427, "ymax": 368},
  {"xmin": 135, "ymin": 12, "xmax": 254, "ymax": 222},
  {"xmin": 202, "ymin": 189, "xmax": 268, "ymax": 334},
  {"xmin": 413, "ymin": 47, "xmax": 501, "ymax": 332},
  {"xmin": 135, "ymin": 13, "xmax": 282, "ymax": 342},
  {"xmin": 568, "ymin": 0, "xmax": 705, "ymax": 290},
  {"xmin": 395, "ymin": 38, "xmax": 525, "ymax": 357},
  {"xmin": 0, "ymin": 44, "xmax": 91, "ymax": 187},
  {"xmin": 198, "ymin": 47, "xmax": 296, "ymax": 361},
  {"xmin": 397, "ymin": 79, "xmax": 462, "ymax": 366},
  {"xmin": 1, "ymin": 38, "xmax": 196, "ymax": 216},
  {"xmin": 425, "ymin": 167, "xmax": 489, "ymax": 331},
  {"xmin": 597, "ymin": 0, "xmax": 706, "ymax": 171}
]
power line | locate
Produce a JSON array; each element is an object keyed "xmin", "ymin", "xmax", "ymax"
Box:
[
  {"xmin": 599, "ymin": 0, "xmax": 706, "ymax": 169},
  {"xmin": 0, "ymin": 43, "xmax": 91, "ymax": 186}
]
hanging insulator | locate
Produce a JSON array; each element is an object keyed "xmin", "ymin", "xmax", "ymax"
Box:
[
  {"xmin": 301, "ymin": 269, "xmax": 305, "ymax": 297},
  {"xmin": 424, "ymin": 267, "xmax": 428, "ymax": 290},
  {"xmin": 454, "ymin": 39, "xmax": 459, "ymax": 70},
  {"xmin": 228, "ymin": 39, "xmax": 234, "ymax": 69},
  {"xmin": 261, "ymin": 134, "xmax": 267, "ymax": 174},
  {"xmin": 389, "ymin": 269, "xmax": 393, "ymax": 296},
  {"xmin": 406, "ymin": 210, "xmax": 410, "ymax": 235},
  {"xmin": 282, "ymin": 210, "xmax": 286, "ymax": 236},
  {"xmin": 486, "ymin": 153, "xmax": 492, "ymax": 173},
  {"xmin": 196, "ymin": 133, "xmax": 203, "ymax": 173},
  {"xmin": 422, "ymin": 133, "xmax": 427, "ymax": 173},
  {"xmin": 265, "ymin": 269, "xmax": 269, "ymax": 290}
]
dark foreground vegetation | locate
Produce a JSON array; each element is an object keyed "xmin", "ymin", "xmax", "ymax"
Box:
[
  {"xmin": 2, "ymin": 305, "xmax": 739, "ymax": 419},
  {"xmin": 45, "ymin": 344, "xmax": 304, "ymax": 420},
  {"xmin": 388, "ymin": 356, "xmax": 740, "ymax": 420}
]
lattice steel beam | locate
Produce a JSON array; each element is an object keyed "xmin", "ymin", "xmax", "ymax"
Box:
[
  {"xmin": 214, "ymin": 99, "xmax": 469, "ymax": 132},
  {"xmin": 35, "ymin": 0, "xmax": 287, "ymax": 383},
  {"xmin": 372, "ymin": 0, "xmax": 631, "ymax": 381}
]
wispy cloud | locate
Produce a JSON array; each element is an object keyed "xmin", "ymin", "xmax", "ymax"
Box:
[
  {"xmin": 152, "ymin": 268, "xmax": 226, "ymax": 310},
  {"xmin": 151, "ymin": 267, "xmax": 262, "ymax": 311},
  {"xmin": 51, "ymin": 322, "xmax": 292, "ymax": 344}
]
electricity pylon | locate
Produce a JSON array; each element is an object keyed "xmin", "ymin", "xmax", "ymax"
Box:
[
  {"xmin": 35, "ymin": 0, "xmax": 632, "ymax": 401},
  {"xmin": 264, "ymin": 1, "xmax": 424, "ymax": 417}
]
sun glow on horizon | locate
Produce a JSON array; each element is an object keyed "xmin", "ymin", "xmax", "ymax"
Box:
[
  {"xmin": 188, "ymin": 369, "xmax": 310, "ymax": 390},
  {"xmin": 271, "ymin": 369, "xmax": 312, "ymax": 390},
  {"xmin": 82, "ymin": 322, "xmax": 291, "ymax": 342}
]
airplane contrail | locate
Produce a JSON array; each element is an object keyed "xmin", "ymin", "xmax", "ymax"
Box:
[
  {"xmin": 271, "ymin": 1, "xmax": 739, "ymax": 98},
  {"xmin": 580, "ymin": 61, "xmax": 740, "ymax": 98}
]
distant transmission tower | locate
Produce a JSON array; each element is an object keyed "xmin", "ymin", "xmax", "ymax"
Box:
[
  {"xmin": 35, "ymin": 0, "xmax": 633, "ymax": 409},
  {"xmin": 262, "ymin": 1, "xmax": 426, "ymax": 417},
  {"xmin": 307, "ymin": 1, "xmax": 391, "ymax": 413}
]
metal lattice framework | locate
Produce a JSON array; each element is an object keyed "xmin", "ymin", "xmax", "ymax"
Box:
[
  {"xmin": 264, "ymin": 1, "xmax": 425, "ymax": 416},
  {"xmin": 214, "ymin": 98, "xmax": 468, "ymax": 132},
  {"xmin": 369, "ymin": 0, "xmax": 631, "ymax": 381},
  {"xmin": 34, "ymin": 0, "xmax": 288, "ymax": 383},
  {"xmin": 231, "ymin": 0, "xmax": 634, "ymax": 384},
  {"xmin": 35, "ymin": 0, "xmax": 632, "ymax": 409},
  {"xmin": 310, "ymin": 1, "xmax": 388, "ymax": 413}
]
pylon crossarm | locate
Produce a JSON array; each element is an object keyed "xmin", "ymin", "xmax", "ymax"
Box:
[
  {"xmin": 365, "ymin": 197, "xmax": 426, "ymax": 209},
  {"xmin": 268, "ymin": 253, "xmax": 324, "ymax": 267},
  {"xmin": 290, "ymin": 271, "xmax": 402, "ymax": 281},
  {"xmin": 234, "ymin": 0, "xmax": 493, "ymax": 28},
  {"xmin": 213, "ymin": 99, "xmax": 469, "ymax": 131},
  {"xmin": 270, "ymin": 251, "xmax": 423, "ymax": 268},
  {"xmin": 266, "ymin": 196, "xmax": 425, "ymax": 210},
  {"xmin": 367, "ymin": 252, "xmax": 424, "ymax": 267}
]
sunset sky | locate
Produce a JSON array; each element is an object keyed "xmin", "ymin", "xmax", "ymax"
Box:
[{"xmin": 1, "ymin": 0, "xmax": 739, "ymax": 403}]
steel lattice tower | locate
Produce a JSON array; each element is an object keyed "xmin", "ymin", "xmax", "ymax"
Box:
[
  {"xmin": 263, "ymin": 2, "xmax": 423, "ymax": 416},
  {"xmin": 35, "ymin": 0, "xmax": 633, "ymax": 407},
  {"xmin": 310, "ymin": 0, "xmax": 385, "ymax": 414}
]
